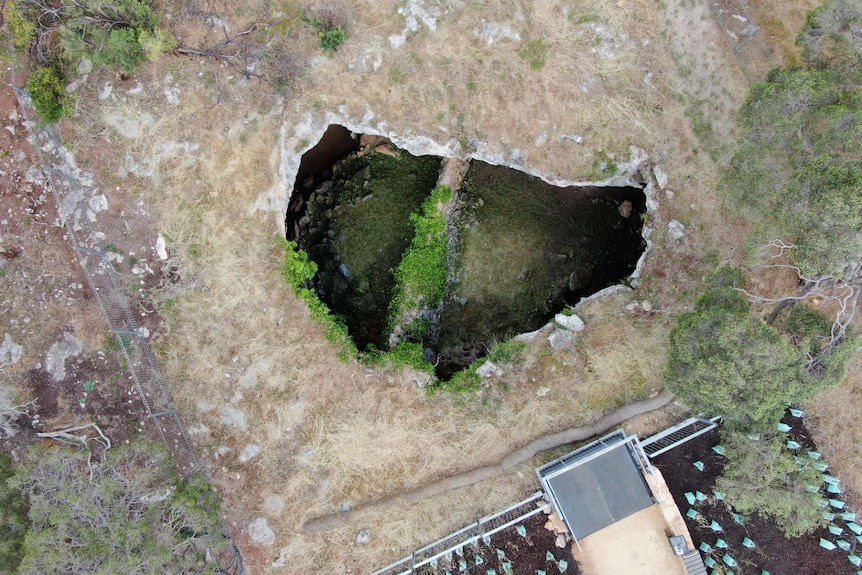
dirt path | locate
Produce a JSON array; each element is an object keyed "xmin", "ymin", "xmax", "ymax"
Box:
[{"xmin": 302, "ymin": 390, "xmax": 675, "ymax": 534}]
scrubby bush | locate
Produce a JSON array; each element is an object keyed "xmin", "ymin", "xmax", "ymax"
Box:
[
  {"xmin": 665, "ymin": 267, "xmax": 850, "ymax": 430},
  {"xmin": 305, "ymin": 16, "xmax": 347, "ymax": 53},
  {"xmin": 723, "ymin": 29, "xmax": 862, "ymax": 281},
  {"xmin": 799, "ymin": 0, "xmax": 862, "ymax": 77},
  {"xmin": 9, "ymin": 441, "xmax": 224, "ymax": 575},
  {"xmin": 5, "ymin": 0, "xmax": 36, "ymax": 52},
  {"xmin": 25, "ymin": 63, "xmax": 68, "ymax": 123}
]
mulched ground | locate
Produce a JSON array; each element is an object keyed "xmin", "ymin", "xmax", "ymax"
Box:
[
  {"xmin": 654, "ymin": 415, "xmax": 858, "ymax": 575},
  {"xmin": 412, "ymin": 511, "xmax": 579, "ymax": 575}
]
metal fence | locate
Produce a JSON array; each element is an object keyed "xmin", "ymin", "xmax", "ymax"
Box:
[
  {"xmin": 708, "ymin": 0, "xmax": 776, "ymax": 80},
  {"xmin": 9, "ymin": 72, "xmax": 245, "ymax": 575},
  {"xmin": 370, "ymin": 491, "xmax": 549, "ymax": 575},
  {"xmin": 640, "ymin": 417, "xmax": 721, "ymax": 459}
]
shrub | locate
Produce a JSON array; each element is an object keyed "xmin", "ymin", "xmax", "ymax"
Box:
[
  {"xmin": 305, "ymin": 16, "xmax": 347, "ymax": 53},
  {"xmin": 519, "ymin": 38, "xmax": 548, "ymax": 70},
  {"xmin": 5, "ymin": 0, "xmax": 36, "ymax": 52},
  {"xmin": 9, "ymin": 441, "xmax": 222, "ymax": 575},
  {"xmin": 25, "ymin": 63, "xmax": 69, "ymax": 123},
  {"xmin": 0, "ymin": 453, "xmax": 28, "ymax": 573}
]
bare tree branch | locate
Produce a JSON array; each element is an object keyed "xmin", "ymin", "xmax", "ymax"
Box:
[{"xmin": 737, "ymin": 240, "xmax": 861, "ymax": 372}]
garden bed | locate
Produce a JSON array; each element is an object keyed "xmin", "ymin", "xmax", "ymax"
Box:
[
  {"xmin": 653, "ymin": 417, "xmax": 858, "ymax": 575},
  {"xmin": 410, "ymin": 511, "xmax": 578, "ymax": 575}
]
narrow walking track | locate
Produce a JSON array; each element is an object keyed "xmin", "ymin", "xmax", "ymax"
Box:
[{"xmin": 303, "ymin": 390, "xmax": 675, "ymax": 533}]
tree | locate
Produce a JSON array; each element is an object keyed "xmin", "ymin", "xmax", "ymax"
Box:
[
  {"xmin": 717, "ymin": 430, "xmax": 828, "ymax": 538},
  {"xmin": 722, "ymin": 3, "xmax": 862, "ymax": 361},
  {"xmin": 9, "ymin": 440, "xmax": 223, "ymax": 575},
  {"xmin": 666, "ymin": 269, "xmax": 807, "ymax": 430}
]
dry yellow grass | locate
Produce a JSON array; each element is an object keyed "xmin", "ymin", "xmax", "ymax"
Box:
[{"xmin": 54, "ymin": 0, "xmax": 848, "ymax": 573}]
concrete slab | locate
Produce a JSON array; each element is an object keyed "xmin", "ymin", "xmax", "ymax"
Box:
[{"xmin": 576, "ymin": 505, "xmax": 688, "ymax": 575}]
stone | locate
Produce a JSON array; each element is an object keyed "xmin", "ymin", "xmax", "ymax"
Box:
[
  {"xmin": 554, "ymin": 313, "xmax": 585, "ymax": 332},
  {"xmin": 476, "ymin": 360, "xmax": 503, "ymax": 378},
  {"xmin": 76, "ymin": 59, "xmax": 93, "ymax": 75},
  {"xmin": 641, "ymin": 300, "xmax": 653, "ymax": 312},
  {"xmin": 88, "ymin": 194, "xmax": 108, "ymax": 213},
  {"xmin": 219, "ymin": 406, "xmax": 248, "ymax": 429},
  {"xmin": 45, "ymin": 332, "xmax": 84, "ymax": 381},
  {"xmin": 547, "ymin": 512, "xmax": 569, "ymax": 534},
  {"xmin": 618, "ymin": 200, "xmax": 633, "ymax": 218},
  {"xmin": 514, "ymin": 327, "xmax": 545, "ymax": 343},
  {"xmin": 155, "ymin": 234, "xmax": 168, "ymax": 260},
  {"xmin": 248, "ymin": 517, "xmax": 275, "ymax": 546},
  {"xmin": 238, "ymin": 444, "xmax": 261, "ymax": 463},
  {"xmin": 163, "ymin": 85, "xmax": 180, "ymax": 105},
  {"xmin": 624, "ymin": 300, "xmax": 640, "ymax": 312},
  {"xmin": 547, "ymin": 329, "xmax": 573, "ymax": 350},
  {"xmin": 0, "ymin": 333, "xmax": 23, "ymax": 365},
  {"xmin": 264, "ymin": 495, "xmax": 284, "ymax": 515},
  {"xmin": 653, "ymin": 165, "xmax": 668, "ymax": 190},
  {"xmin": 667, "ymin": 219, "xmax": 685, "ymax": 240},
  {"xmin": 556, "ymin": 533, "xmax": 567, "ymax": 548},
  {"xmin": 536, "ymin": 387, "xmax": 551, "ymax": 397},
  {"xmin": 411, "ymin": 370, "xmax": 433, "ymax": 388},
  {"xmin": 355, "ymin": 529, "xmax": 372, "ymax": 546},
  {"xmin": 239, "ymin": 359, "xmax": 269, "ymax": 388}
]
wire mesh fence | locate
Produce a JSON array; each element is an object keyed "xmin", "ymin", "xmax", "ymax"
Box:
[
  {"xmin": 9, "ymin": 69, "xmax": 245, "ymax": 575},
  {"xmin": 708, "ymin": 0, "xmax": 776, "ymax": 80}
]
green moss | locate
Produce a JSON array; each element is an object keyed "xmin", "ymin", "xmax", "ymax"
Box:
[
  {"xmin": 387, "ymin": 185, "xmax": 452, "ymax": 339},
  {"xmin": 431, "ymin": 339, "xmax": 525, "ymax": 395},
  {"xmin": 280, "ymin": 238, "xmax": 357, "ymax": 358}
]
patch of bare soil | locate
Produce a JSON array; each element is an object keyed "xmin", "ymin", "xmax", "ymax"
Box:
[
  {"xmin": 412, "ymin": 512, "xmax": 578, "ymax": 575},
  {"xmin": 0, "ymin": 70, "xmax": 162, "ymax": 455},
  {"xmin": 654, "ymin": 422, "xmax": 857, "ymax": 575}
]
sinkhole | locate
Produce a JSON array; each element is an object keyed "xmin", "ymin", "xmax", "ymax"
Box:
[{"xmin": 286, "ymin": 125, "xmax": 648, "ymax": 380}]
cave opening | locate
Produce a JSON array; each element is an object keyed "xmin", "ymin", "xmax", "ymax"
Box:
[{"xmin": 286, "ymin": 126, "xmax": 648, "ymax": 380}]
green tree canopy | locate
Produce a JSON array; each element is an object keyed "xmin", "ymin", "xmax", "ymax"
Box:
[
  {"xmin": 722, "ymin": 65, "xmax": 862, "ymax": 280},
  {"xmin": 667, "ymin": 278, "xmax": 802, "ymax": 430},
  {"xmin": 666, "ymin": 268, "xmax": 852, "ymax": 431}
]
